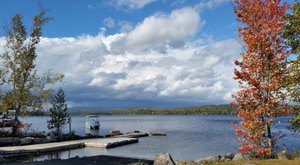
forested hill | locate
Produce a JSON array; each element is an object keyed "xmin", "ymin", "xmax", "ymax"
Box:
[{"xmin": 68, "ymin": 104, "xmax": 238, "ymax": 116}]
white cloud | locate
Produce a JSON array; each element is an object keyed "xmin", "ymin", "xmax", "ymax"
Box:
[
  {"xmin": 108, "ymin": 0, "xmax": 156, "ymax": 9},
  {"xmin": 0, "ymin": 33, "xmax": 240, "ymax": 108},
  {"xmin": 118, "ymin": 21, "xmax": 134, "ymax": 33},
  {"xmin": 112, "ymin": 7, "xmax": 202, "ymax": 53},
  {"xmin": 0, "ymin": 6, "xmax": 240, "ymax": 108},
  {"xmin": 103, "ymin": 17, "xmax": 116, "ymax": 28}
]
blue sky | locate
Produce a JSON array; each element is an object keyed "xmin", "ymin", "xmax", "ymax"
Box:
[
  {"xmin": 0, "ymin": 0, "xmax": 293, "ymax": 109},
  {"xmin": 0, "ymin": 0, "xmax": 236, "ymax": 39}
]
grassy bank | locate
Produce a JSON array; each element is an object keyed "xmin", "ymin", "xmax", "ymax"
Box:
[{"xmin": 210, "ymin": 159, "xmax": 300, "ymax": 165}]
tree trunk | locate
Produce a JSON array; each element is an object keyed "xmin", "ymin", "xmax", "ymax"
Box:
[
  {"xmin": 12, "ymin": 108, "xmax": 20, "ymax": 136},
  {"xmin": 267, "ymin": 123, "xmax": 272, "ymax": 154}
]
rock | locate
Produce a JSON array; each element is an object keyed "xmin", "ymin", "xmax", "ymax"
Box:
[
  {"xmin": 225, "ymin": 153, "xmax": 235, "ymax": 159},
  {"xmin": 150, "ymin": 131, "xmax": 167, "ymax": 136},
  {"xmin": 154, "ymin": 153, "xmax": 175, "ymax": 165},
  {"xmin": 109, "ymin": 130, "xmax": 123, "ymax": 136},
  {"xmin": 243, "ymin": 154, "xmax": 252, "ymax": 160},
  {"xmin": 33, "ymin": 137, "xmax": 49, "ymax": 144},
  {"xmin": 219, "ymin": 156, "xmax": 226, "ymax": 162},
  {"xmin": 196, "ymin": 156, "xmax": 219, "ymax": 163},
  {"xmin": 46, "ymin": 135, "xmax": 58, "ymax": 142},
  {"xmin": 224, "ymin": 158, "xmax": 231, "ymax": 162},
  {"xmin": 175, "ymin": 160, "xmax": 185, "ymax": 165},
  {"xmin": 20, "ymin": 137, "xmax": 34, "ymax": 145},
  {"xmin": 232, "ymin": 153, "xmax": 251, "ymax": 161},
  {"xmin": 232, "ymin": 153, "xmax": 243, "ymax": 161},
  {"xmin": 277, "ymin": 150, "xmax": 288, "ymax": 160},
  {"xmin": 127, "ymin": 130, "xmax": 141, "ymax": 134}
]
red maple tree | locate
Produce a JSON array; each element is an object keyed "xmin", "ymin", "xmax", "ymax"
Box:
[{"xmin": 232, "ymin": 0, "xmax": 290, "ymax": 156}]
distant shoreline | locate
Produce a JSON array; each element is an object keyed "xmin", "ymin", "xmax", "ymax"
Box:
[
  {"xmin": 27, "ymin": 104, "xmax": 298, "ymax": 116},
  {"xmin": 28, "ymin": 104, "xmax": 238, "ymax": 116}
]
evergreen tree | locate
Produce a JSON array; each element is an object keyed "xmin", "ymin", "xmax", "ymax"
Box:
[{"xmin": 47, "ymin": 88, "xmax": 69, "ymax": 136}]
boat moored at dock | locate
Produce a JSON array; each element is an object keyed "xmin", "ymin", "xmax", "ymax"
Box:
[{"xmin": 85, "ymin": 115, "xmax": 100, "ymax": 130}]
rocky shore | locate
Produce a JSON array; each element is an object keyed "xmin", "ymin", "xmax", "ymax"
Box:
[
  {"xmin": 154, "ymin": 151, "xmax": 300, "ymax": 165},
  {"xmin": 3, "ymin": 151, "xmax": 300, "ymax": 165}
]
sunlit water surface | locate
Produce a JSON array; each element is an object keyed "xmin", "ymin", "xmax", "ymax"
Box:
[{"xmin": 20, "ymin": 115, "xmax": 300, "ymax": 161}]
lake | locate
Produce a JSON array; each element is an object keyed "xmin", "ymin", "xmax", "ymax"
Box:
[{"xmin": 21, "ymin": 115, "xmax": 300, "ymax": 161}]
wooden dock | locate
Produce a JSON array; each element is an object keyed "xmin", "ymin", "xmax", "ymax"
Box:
[
  {"xmin": 117, "ymin": 132, "xmax": 149, "ymax": 138},
  {"xmin": 0, "ymin": 137, "xmax": 138, "ymax": 156}
]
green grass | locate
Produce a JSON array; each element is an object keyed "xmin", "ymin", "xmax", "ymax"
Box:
[{"xmin": 208, "ymin": 159, "xmax": 300, "ymax": 165}]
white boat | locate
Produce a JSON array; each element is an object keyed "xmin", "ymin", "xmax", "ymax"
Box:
[{"xmin": 85, "ymin": 115, "xmax": 100, "ymax": 130}]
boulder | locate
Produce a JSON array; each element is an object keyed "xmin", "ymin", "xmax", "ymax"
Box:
[
  {"xmin": 232, "ymin": 153, "xmax": 251, "ymax": 161},
  {"xmin": 196, "ymin": 156, "xmax": 219, "ymax": 164},
  {"xmin": 46, "ymin": 135, "xmax": 58, "ymax": 142},
  {"xmin": 20, "ymin": 137, "xmax": 34, "ymax": 145},
  {"xmin": 277, "ymin": 150, "xmax": 288, "ymax": 160},
  {"xmin": 219, "ymin": 156, "xmax": 226, "ymax": 162},
  {"xmin": 109, "ymin": 130, "xmax": 123, "ymax": 136},
  {"xmin": 225, "ymin": 153, "xmax": 235, "ymax": 159},
  {"xmin": 150, "ymin": 131, "xmax": 167, "ymax": 136},
  {"xmin": 154, "ymin": 153, "xmax": 175, "ymax": 165}
]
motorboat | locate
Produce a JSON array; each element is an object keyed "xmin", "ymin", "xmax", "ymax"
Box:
[{"xmin": 85, "ymin": 115, "xmax": 100, "ymax": 130}]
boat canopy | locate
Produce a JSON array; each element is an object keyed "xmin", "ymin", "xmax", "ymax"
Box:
[{"xmin": 86, "ymin": 115, "xmax": 99, "ymax": 118}]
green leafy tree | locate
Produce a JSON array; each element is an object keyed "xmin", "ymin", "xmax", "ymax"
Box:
[
  {"xmin": 0, "ymin": 8, "xmax": 63, "ymax": 135},
  {"xmin": 47, "ymin": 88, "xmax": 69, "ymax": 136},
  {"xmin": 283, "ymin": 1, "xmax": 300, "ymax": 132}
]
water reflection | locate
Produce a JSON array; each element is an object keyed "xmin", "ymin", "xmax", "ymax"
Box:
[
  {"xmin": 19, "ymin": 115, "xmax": 300, "ymax": 161},
  {"xmin": 85, "ymin": 128, "xmax": 100, "ymax": 136}
]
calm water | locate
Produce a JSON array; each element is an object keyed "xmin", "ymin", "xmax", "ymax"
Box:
[{"xmin": 20, "ymin": 115, "xmax": 300, "ymax": 161}]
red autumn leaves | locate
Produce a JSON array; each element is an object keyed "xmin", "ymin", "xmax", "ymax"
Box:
[{"xmin": 232, "ymin": 0, "xmax": 290, "ymax": 156}]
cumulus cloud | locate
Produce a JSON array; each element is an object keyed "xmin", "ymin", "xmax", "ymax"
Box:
[
  {"xmin": 118, "ymin": 21, "xmax": 134, "ymax": 33},
  {"xmin": 0, "ymin": 6, "xmax": 240, "ymax": 109},
  {"xmin": 32, "ymin": 31, "xmax": 240, "ymax": 108},
  {"xmin": 111, "ymin": 7, "xmax": 202, "ymax": 53}
]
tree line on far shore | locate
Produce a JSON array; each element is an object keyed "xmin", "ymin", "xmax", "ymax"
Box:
[{"xmin": 26, "ymin": 104, "xmax": 299, "ymax": 116}]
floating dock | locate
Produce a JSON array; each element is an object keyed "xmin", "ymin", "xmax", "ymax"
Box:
[{"xmin": 0, "ymin": 137, "xmax": 138, "ymax": 156}]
